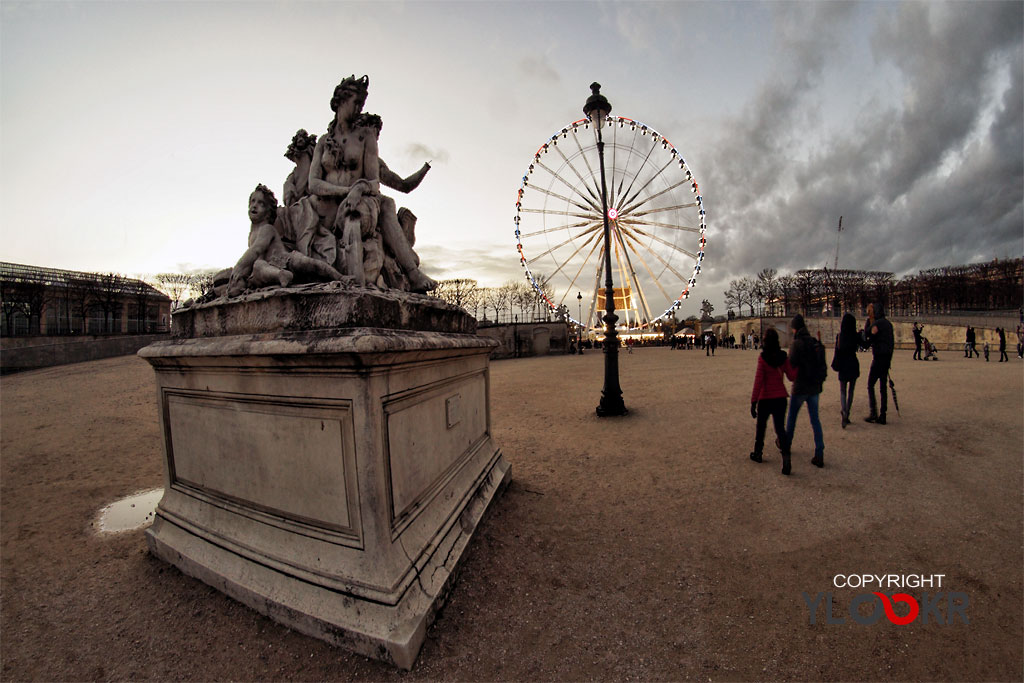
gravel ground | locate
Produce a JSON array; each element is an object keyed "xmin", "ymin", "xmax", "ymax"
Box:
[{"xmin": 1, "ymin": 346, "xmax": 1021, "ymax": 681}]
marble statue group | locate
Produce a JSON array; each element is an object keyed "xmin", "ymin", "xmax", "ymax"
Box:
[
  {"xmin": 144, "ymin": 75, "xmax": 508, "ymax": 670},
  {"xmin": 220, "ymin": 75, "xmax": 438, "ymax": 298}
]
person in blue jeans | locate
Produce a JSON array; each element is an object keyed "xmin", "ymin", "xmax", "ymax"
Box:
[{"xmin": 783, "ymin": 314, "xmax": 825, "ymax": 472}]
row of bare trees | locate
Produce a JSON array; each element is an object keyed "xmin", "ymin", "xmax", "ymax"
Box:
[
  {"xmin": 1, "ymin": 269, "xmax": 168, "ymax": 336},
  {"xmin": 724, "ymin": 258, "xmax": 1022, "ymax": 319},
  {"xmin": 152, "ymin": 271, "xmax": 219, "ymax": 308},
  {"xmin": 432, "ymin": 277, "xmax": 565, "ymax": 324}
]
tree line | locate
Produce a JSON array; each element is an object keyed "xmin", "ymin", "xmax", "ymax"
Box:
[
  {"xmin": 0, "ymin": 268, "xmax": 175, "ymax": 336},
  {"xmin": 723, "ymin": 257, "xmax": 1023, "ymax": 319},
  {"xmin": 432, "ymin": 277, "xmax": 569, "ymax": 324}
]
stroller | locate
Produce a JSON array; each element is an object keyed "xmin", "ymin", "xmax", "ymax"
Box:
[{"xmin": 922, "ymin": 336, "xmax": 938, "ymax": 360}]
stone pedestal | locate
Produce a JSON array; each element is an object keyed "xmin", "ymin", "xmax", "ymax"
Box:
[{"xmin": 139, "ymin": 284, "xmax": 510, "ymax": 669}]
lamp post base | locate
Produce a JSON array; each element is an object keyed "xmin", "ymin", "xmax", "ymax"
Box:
[{"xmin": 596, "ymin": 394, "xmax": 628, "ymax": 417}]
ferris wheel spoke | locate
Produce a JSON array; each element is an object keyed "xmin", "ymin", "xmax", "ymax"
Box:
[
  {"xmin": 611, "ymin": 238, "xmax": 632, "ymax": 326},
  {"xmin": 618, "ymin": 229, "xmax": 675, "ymax": 304},
  {"xmin": 619, "ymin": 177, "xmax": 693, "ymax": 216},
  {"xmin": 587, "ymin": 246, "xmax": 605, "ymax": 327},
  {"xmin": 520, "ymin": 207, "xmax": 594, "ymax": 220},
  {"xmin": 543, "ymin": 149, "xmax": 603, "ymax": 211},
  {"xmin": 547, "ymin": 228, "xmax": 604, "ymax": 282},
  {"xmin": 627, "ymin": 202, "xmax": 700, "ymax": 218},
  {"xmin": 612, "ymin": 228, "xmax": 655, "ymax": 323},
  {"xmin": 618, "ymin": 217, "xmax": 701, "ymax": 233},
  {"xmin": 525, "ymin": 224, "xmax": 603, "ymax": 264},
  {"xmin": 616, "ymin": 156, "xmax": 675, "ymax": 215},
  {"xmin": 535, "ymin": 158, "xmax": 602, "ymax": 213},
  {"xmin": 620, "ymin": 223, "xmax": 700, "ymax": 261},
  {"xmin": 557, "ymin": 235, "xmax": 605, "ymax": 309},
  {"xmin": 519, "ymin": 207, "xmax": 597, "ymax": 223},
  {"xmin": 568, "ymin": 129, "xmax": 604, "ymax": 202},
  {"xmin": 561, "ymin": 133, "xmax": 598, "ymax": 202},
  {"xmin": 618, "ymin": 226, "xmax": 696, "ymax": 281},
  {"xmin": 525, "ymin": 184, "xmax": 595, "ymax": 214},
  {"xmin": 607, "ymin": 123, "xmax": 622, "ymax": 210},
  {"xmin": 609, "ymin": 124, "xmax": 640, "ymax": 206},
  {"xmin": 613, "ymin": 136, "xmax": 659, "ymax": 217},
  {"xmin": 519, "ymin": 219, "xmax": 599, "ymax": 239}
]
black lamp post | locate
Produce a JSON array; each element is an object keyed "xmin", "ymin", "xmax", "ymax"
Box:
[
  {"xmin": 585, "ymin": 83, "xmax": 627, "ymax": 417},
  {"xmin": 576, "ymin": 291, "xmax": 584, "ymax": 354}
]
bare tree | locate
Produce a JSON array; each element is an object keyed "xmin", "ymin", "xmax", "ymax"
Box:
[
  {"xmin": 494, "ymin": 282, "xmax": 516, "ymax": 323},
  {"xmin": 777, "ymin": 274, "xmax": 796, "ymax": 317},
  {"xmin": 89, "ymin": 272, "xmax": 130, "ymax": 334},
  {"xmin": 723, "ymin": 280, "xmax": 741, "ymax": 317},
  {"xmin": 756, "ymin": 268, "xmax": 778, "ymax": 316},
  {"xmin": 509, "ymin": 281, "xmax": 532, "ymax": 321},
  {"xmin": 739, "ymin": 276, "xmax": 757, "ymax": 316},
  {"xmin": 154, "ymin": 273, "xmax": 192, "ymax": 309},
  {"xmin": 480, "ymin": 287, "xmax": 503, "ymax": 323},
  {"xmin": 530, "ymin": 273, "xmax": 555, "ymax": 321},
  {"xmin": 434, "ymin": 278, "xmax": 479, "ymax": 311},
  {"xmin": 189, "ymin": 270, "xmax": 219, "ymax": 299}
]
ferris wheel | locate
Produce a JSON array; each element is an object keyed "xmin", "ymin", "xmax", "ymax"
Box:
[{"xmin": 515, "ymin": 115, "xmax": 707, "ymax": 331}]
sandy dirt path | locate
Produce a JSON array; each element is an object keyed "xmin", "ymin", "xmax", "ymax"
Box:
[{"xmin": 2, "ymin": 347, "xmax": 1021, "ymax": 680}]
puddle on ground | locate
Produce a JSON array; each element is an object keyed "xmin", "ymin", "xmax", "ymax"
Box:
[{"xmin": 97, "ymin": 488, "xmax": 163, "ymax": 533}]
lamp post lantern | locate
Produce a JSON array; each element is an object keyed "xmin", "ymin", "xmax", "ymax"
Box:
[{"xmin": 585, "ymin": 83, "xmax": 627, "ymax": 417}]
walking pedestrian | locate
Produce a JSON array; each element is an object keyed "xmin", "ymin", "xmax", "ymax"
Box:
[
  {"xmin": 833, "ymin": 312, "xmax": 860, "ymax": 429},
  {"xmin": 749, "ymin": 328, "xmax": 791, "ymax": 470},
  {"xmin": 912, "ymin": 322, "xmax": 923, "ymax": 360},
  {"xmin": 984, "ymin": 341, "xmax": 990, "ymax": 362},
  {"xmin": 784, "ymin": 314, "xmax": 826, "ymax": 472},
  {"xmin": 863, "ymin": 302, "xmax": 894, "ymax": 425},
  {"xmin": 967, "ymin": 326, "xmax": 979, "ymax": 358},
  {"xmin": 997, "ymin": 327, "xmax": 1008, "ymax": 362}
]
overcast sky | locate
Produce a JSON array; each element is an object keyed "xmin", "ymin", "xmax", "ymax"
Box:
[{"xmin": 2, "ymin": 0, "xmax": 1021, "ymax": 315}]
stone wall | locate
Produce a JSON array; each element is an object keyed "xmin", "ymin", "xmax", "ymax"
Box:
[
  {"xmin": 712, "ymin": 316, "xmax": 1022, "ymax": 352},
  {"xmin": 0, "ymin": 333, "xmax": 171, "ymax": 374},
  {"xmin": 477, "ymin": 322, "xmax": 570, "ymax": 359}
]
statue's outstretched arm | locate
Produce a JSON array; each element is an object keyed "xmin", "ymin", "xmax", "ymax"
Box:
[{"xmin": 379, "ymin": 159, "xmax": 430, "ymax": 194}]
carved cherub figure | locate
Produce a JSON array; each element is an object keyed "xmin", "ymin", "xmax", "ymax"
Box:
[{"xmin": 227, "ymin": 185, "xmax": 343, "ymax": 297}]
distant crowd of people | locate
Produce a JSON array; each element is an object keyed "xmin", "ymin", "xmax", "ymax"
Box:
[{"xmin": 960, "ymin": 324, "xmax": 1020, "ymax": 362}]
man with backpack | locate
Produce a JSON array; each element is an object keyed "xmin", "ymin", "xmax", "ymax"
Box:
[
  {"xmin": 783, "ymin": 314, "xmax": 826, "ymax": 472},
  {"xmin": 862, "ymin": 302, "xmax": 895, "ymax": 424}
]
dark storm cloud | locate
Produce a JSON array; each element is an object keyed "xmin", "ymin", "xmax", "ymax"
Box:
[{"xmin": 702, "ymin": 1, "xmax": 1022, "ymax": 297}]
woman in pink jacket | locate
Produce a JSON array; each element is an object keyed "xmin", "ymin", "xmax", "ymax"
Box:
[{"xmin": 749, "ymin": 328, "xmax": 793, "ymax": 474}]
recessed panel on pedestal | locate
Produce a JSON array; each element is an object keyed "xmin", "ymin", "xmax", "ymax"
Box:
[
  {"xmin": 165, "ymin": 390, "xmax": 359, "ymax": 535},
  {"xmin": 384, "ymin": 371, "xmax": 488, "ymax": 532}
]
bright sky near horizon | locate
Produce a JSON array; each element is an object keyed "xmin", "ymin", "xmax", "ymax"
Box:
[{"xmin": 2, "ymin": 1, "xmax": 1021, "ymax": 315}]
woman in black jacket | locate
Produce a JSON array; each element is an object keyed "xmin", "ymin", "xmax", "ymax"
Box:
[{"xmin": 834, "ymin": 313, "xmax": 860, "ymax": 428}]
